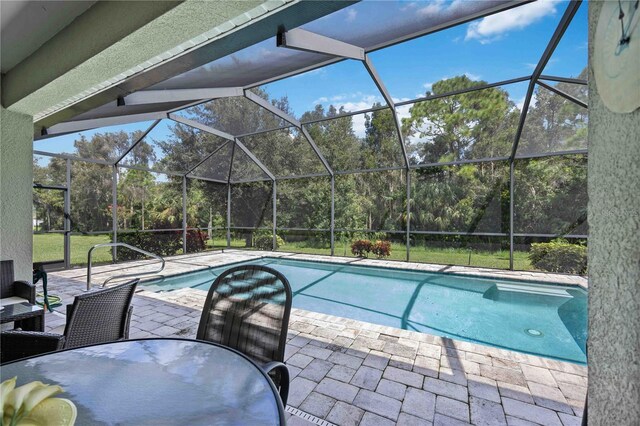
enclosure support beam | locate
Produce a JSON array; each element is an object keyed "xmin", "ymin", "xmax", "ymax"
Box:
[
  {"xmin": 536, "ymin": 80, "xmax": 587, "ymax": 109},
  {"xmin": 183, "ymin": 141, "xmax": 232, "ymax": 176},
  {"xmin": 244, "ymin": 90, "xmax": 300, "ymax": 126},
  {"xmin": 114, "ymin": 120, "xmax": 161, "ymax": 166},
  {"xmin": 300, "ymin": 127, "xmax": 334, "ymax": 177},
  {"xmin": 331, "ymin": 175, "xmax": 335, "ymax": 256},
  {"xmin": 243, "ymin": 90, "xmax": 334, "ymax": 177},
  {"xmin": 226, "ymin": 183, "xmax": 232, "ymax": 248},
  {"xmin": 509, "ymin": 161, "xmax": 515, "ymax": 270},
  {"xmin": 406, "ymin": 170, "xmax": 411, "ymax": 262},
  {"xmin": 169, "ymin": 114, "xmax": 235, "ymax": 142},
  {"xmin": 510, "ymin": 0, "xmax": 581, "ymax": 159},
  {"xmin": 64, "ymin": 159, "xmax": 71, "ymax": 269},
  {"xmin": 273, "ymin": 181, "xmax": 277, "ymax": 251},
  {"xmin": 182, "ymin": 176, "xmax": 188, "ymax": 255},
  {"xmin": 234, "ymin": 138, "xmax": 276, "ymax": 181},
  {"xmin": 226, "ymin": 143, "xmax": 236, "ymax": 249},
  {"xmin": 363, "ymin": 56, "xmax": 410, "ymax": 170},
  {"xmin": 123, "ymin": 87, "xmax": 243, "ymax": 106},
  {"xmin": 39, "ymin": 112, "xmax": 168, "ymax": 140},
  {"xmin": 277, "ymin": 28, "xmax": 365, "ymax": 60},
  {"xmin": 112, "ymin": 165, "xmax": 118, "ymax": 263}
]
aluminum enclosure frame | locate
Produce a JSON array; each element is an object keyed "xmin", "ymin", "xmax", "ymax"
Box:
[{"xmin": 32, "ymin": 0, "xmax": 587, "ymax": 270}]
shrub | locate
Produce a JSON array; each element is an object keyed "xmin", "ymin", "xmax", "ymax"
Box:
[
  {"xmin": 185, "ymin": 230, "xmax": 209, "ymax": 253},
  {"xmin": 371, "ymin": 240, "xmax": 392, "ymax": 259},
  {"xmin": 529, "ymin": 239, "xmax": 587, "ymax": 274},
  {"xmin": 351, "ymin": 239, "xmax": 373, "ymax": 257},
  {"xmin": 115, "ymin": 231, "xmax": 182, "ymax": 260},
  {"xmin": 254, "ymin": 232, "xmax": 285, "ymax": 250}
]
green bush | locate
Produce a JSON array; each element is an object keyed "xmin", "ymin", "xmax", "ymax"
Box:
[
  {"xmin": 529, "ymin": 239, "xmax": 587, "ymax": 274},
  {"xmin": 115, "ymin": 231, "xmax": 182, "ymax": 260},
  {"xmin": 254, "ymin": 231, "xmax": 285, "ymax": 250}
]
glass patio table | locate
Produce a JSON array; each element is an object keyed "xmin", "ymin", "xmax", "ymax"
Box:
[{"xmin": 1, "ymin": 338, "xmax": 285, "ymax": 425}]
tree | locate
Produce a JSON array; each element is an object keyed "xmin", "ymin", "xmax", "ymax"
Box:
[
  {"xmin": 404, "ymin": 75, "xmax": 516, "ymax": 235},
  {"xmin": 402, "ymin": 75, "xmax": 518, "ymax": 163}
]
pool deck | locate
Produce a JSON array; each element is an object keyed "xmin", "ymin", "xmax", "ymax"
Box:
[{"xmin": 42, "ymin": 251, "xmax": 587, "ymax": 425}]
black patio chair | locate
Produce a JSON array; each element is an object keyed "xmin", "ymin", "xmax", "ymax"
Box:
[
  {"xmin": 1, "ymin": 279, "xmax": 138, "ymax": 364},
  {"xmin": 196, "ymin": 265, "xmax": 292, "ymax": 406},
  {"xmin": 1, "ymin": 260, "xmax": 36, "ymax": 304}
]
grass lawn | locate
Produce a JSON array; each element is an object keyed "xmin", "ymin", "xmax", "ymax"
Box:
[
  {"xmin": 209, "ymin": 236, "xmax": 534, "ymax": 271},
  {"xmin": 36, "ymin": 234, "xmax": 534, "ymax": 271},
  {"xmin": 33, "ymin": 233, "xmax": 112, "ymax": 266}
]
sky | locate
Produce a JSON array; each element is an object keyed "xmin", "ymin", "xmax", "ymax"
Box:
[{"xmin": 35, "ymin": 0, "xmax": 587, "ymax": 162}]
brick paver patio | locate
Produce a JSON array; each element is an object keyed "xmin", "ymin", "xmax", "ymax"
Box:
[{"xmin": 41, "ymin": 250, "xmax": 587, "ymax": 425}]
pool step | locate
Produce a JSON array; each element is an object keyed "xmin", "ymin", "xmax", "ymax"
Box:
[{"xmin": 495, "ymin": 283, "xmax": 572, "ymax": 297}]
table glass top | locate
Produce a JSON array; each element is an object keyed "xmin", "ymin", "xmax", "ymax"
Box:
[
  {"xmin": 0, "ymin": 302, "xmax": 43, "ymax": 319},
  {"xmin": 1, "ymin": 339, "xmax": 281, "ymax": 425}
]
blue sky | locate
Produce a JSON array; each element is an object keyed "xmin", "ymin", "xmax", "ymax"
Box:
[
  {"xmin": 264, "ymin": 0, "xmax": 587, "ymax": 119},
  {"xmin": 36, "ymin": 0, "xmax": 587, "ymax": 161}
]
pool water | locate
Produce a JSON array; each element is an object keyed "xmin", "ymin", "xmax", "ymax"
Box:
[{"xmin": 143, "ymin": 257, "xmax": 587, "ymax": 364}]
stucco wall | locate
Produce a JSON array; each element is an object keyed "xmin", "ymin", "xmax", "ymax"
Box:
[
  {"xmin": 587, "ymin": 2, "xmax": 640, "ymax": 424},
  {"xmin": 0, "ymin": 107, "xmax": 33, "ymax": 281}
]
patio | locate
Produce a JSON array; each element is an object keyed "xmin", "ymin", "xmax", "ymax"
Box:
[
  {"xmin": 42, "ymin": 252, "xmax": 587, "ymax": 425},
  {"xmin": 1, "ymin": 0, "xmax": 639, "ymax": 424}
]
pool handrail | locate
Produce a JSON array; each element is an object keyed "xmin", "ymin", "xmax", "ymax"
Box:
[{"xmin": 86, "ymin": 243, "xmax": 165, "ymax": 291}]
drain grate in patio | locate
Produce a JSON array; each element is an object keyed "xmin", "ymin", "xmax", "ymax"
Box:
[{"xmin": 285, "ymin": 406, "xmax": 336, "ymax": 426}]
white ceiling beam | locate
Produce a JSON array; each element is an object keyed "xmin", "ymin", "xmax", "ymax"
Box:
[
  {"xmin": 123, "ymin": 87, "xmax": 243, "ymax": 106},
  {"xmin": 277, "ymin": 28, "xmax": 365, "ymax": 60}
]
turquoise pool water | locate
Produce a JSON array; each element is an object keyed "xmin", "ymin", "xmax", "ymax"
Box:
[{"xmin": 143, "ymin": 257, "xmax": 587, "ymax": 364}]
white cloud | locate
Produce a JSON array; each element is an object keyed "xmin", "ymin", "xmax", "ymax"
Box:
[
  {"xmin": 423, "ymin": 82, "xmax": 433, "ymax": 91},
  {"xmin": 346, "ymin": 9, "xmax": 357, "ymax": 22},
  {"xmin": 465, "ymin": 0, "xmax": 561, "ymax": 43},
  {"xmin": 463, "ymin": 72, "xmax": 481, "ymax": 81},
  {"xmin": 310, "ymin": 93, "xmax": 383, "ymax": 137},
  {"xmin": 516, "ymin": 92, "xmax": 537, "ymax": 112},
  {"xmin": 396, "ymin": 104, "xmax": 412, "ymax": 122}
]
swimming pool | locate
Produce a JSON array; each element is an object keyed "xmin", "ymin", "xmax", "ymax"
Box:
[{"xmin": 143, "ymin": 257, "xmax": 587, "ymax": 364}]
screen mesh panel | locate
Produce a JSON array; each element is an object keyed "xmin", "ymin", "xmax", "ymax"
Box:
[
  {"xmin": 369, "ymin": 7, "xmax": 556, "ymax": 100},
  {"xmin": 401, "ymin": 82, "xmax": 527, "ymax": 165},
  {"xmin": 276, "ymin": 177, "xmax": 331, "ymax": 229},
  {"xmin": 187, "ymin": 179, "xmax": 227, "ymax": 229},
  {"xmin": 149, "ymin": 1, "xmax": 513, "ymax": 93},
  {"xmin": 230, "ymin": 147, "xmax": 271, "ymax": 182},
  {"xmin": 410, "ymin": 162, "xmax": 509, "ymax": 234},
  {"xmin": 261, "ymin": 59, "xmax": 387, "ymax": 120},
  {"xmin": 34, "ymin": 155, "xmax": 66, "ymax": 186},
  {"xmin": 303, "ymin": 108, "xmax": 405, "ymax": 172},
  {"xmin": 70, "ymin": 160, "xmax": 113, "ymax": 232},
  {"xmin": 116, "ymin": 170, "xmax": 183, "ymax": 231},
  {"xmin": 172, "ymin": 94, "xmax": 292, "ymax": 136},
  {"xmin": 239, "ymin": 128, "xmax": 327, "ymax": 178},
  {"xmin": 335, "ymin": 170, "xmax": 406, "ymax": 232},
  {"xmin": 541, "ymin": 1, "xmax": 587, "ymax": 79},
  {"xmin": 230, "ymin": 181, "xmax": 273, "ymax": 228},
  {"xmin": 517, "ymin": 85, "xmax": 588, "ymax": 156},
  {"xmin": 35, "ymin": 121, "xmax": 155, "ymax": 161},
  {"xmin": 409, "ymin": 234, "xmax": 510, "ymax": 269},
  {"xmin": 514, "ymin": 154, "xmax": 588, "ymax": 236},
  {"xmin": 189, "ymin": 142, "xmax": 233, "ymax": 182},
  {"xmin": 120, "ymin": 120, "xmax": 228, "ymax": 174}
]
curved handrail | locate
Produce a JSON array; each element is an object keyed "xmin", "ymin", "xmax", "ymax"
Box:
[{"xmin": 86, "ymin": 243, "xmax": 165, "ymax": 291}]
